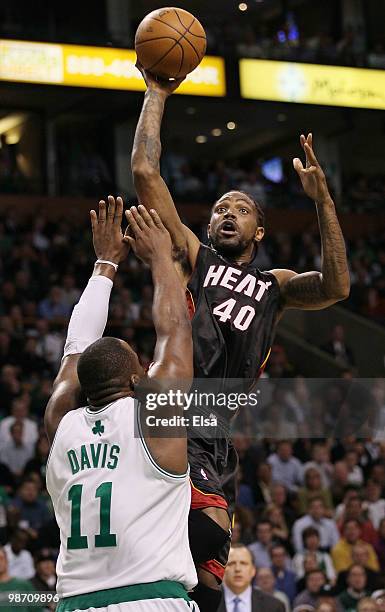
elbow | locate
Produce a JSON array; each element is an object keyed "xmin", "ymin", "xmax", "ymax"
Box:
[
  {"xmin": 330, "ymin": 283, "xmax": 350, "ymax": 302},
  {"xmin": 131, "ymin": 161, "xmax": 158, "ymax": 181}
]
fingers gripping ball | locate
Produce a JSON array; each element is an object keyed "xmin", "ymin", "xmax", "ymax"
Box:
[{"xmin": 135, "ymin": 7, "xmax": 207, "ymax": 79}]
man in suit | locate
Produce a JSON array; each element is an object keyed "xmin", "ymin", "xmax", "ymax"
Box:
[{"xmin": 218, "ymin": 544, "xmax": 285, "ymax": 612}]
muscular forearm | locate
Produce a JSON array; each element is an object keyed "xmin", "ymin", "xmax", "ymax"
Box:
[
  {"xmin": 132, "ymin": 90, "xmax": 166, "ymax": 174},
  {"xmin": 316, "ymin": 196, "xmax": 350, "ymax": 299},
  {"xmin": 151, "ymin": 256, "xmax": 190, "ymax": 335}
]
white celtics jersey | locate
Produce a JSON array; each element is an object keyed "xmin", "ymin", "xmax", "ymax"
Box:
[{"xmin": 46, "ymin": 397, "xmax": 197, "ymax": 598}]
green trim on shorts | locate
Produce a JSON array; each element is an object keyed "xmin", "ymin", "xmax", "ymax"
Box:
[{"xmin": 56, "ymin": 580, "xmax": 190, "ymax": 611}]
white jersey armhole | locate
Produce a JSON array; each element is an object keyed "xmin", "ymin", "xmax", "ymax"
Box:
[
  {"xmin": 46, "ymin": 415, "xmax": 66, "ymax": 470},
  {"xmin": 136, "ymin": 401, "xmax": 189, "ymax": 482}
]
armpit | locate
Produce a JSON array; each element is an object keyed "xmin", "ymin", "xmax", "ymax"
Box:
[{"xmin": 172, "ymin": 245, "xmax": 192, "ymax": 278}]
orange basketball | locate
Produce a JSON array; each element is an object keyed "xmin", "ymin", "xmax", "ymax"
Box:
[{"xmin": 135, "ymin": 7, "xmax": 207, "ymax": 79}]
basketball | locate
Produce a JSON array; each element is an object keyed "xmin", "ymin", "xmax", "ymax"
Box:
[{"xmin": 135, "ymin": 7, "xmax": 207, "ymax": 80}]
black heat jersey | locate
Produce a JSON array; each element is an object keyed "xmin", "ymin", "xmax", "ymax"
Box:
[
  {"xmin": 186, "ymin": 243, "xmax": 281, "ymax": 502},
  {"xmin": 187, "ymin": 243, "xmax": 281, "ymax": 382}
]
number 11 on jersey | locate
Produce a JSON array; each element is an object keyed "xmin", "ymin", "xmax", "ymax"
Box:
[{"xmin": 68, "ymin": 481, "xmax": 117, "ymax": 549}]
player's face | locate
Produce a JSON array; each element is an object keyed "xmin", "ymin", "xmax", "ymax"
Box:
[{"xmin": 208, "ymin": 192, "xmax": 264, "ymax": 256}]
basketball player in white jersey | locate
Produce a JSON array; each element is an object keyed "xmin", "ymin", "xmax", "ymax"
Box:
[{"xmin": 44, "ymin": 197, "xmax": 199, "ymax": 611}]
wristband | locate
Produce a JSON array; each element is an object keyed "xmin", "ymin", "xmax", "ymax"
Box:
[{"xmin": 95, "ymin": 259, "xmax": 119, "ymax": 271}]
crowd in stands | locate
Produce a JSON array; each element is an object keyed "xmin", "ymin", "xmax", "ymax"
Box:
[
  {"xmin": 0, "ymin": 205, "xmax": 384, "ymax": 609},
  {"xmin": 230, "ymin": 25, "xmax": 385, "ymax": 69},
  {"xmin": 162, "ymin": 152, "xmax": 385, "ymax": 213},
  {"xmin": 226, "ymin": 437, "xmax": 385, "ymax": 611}
]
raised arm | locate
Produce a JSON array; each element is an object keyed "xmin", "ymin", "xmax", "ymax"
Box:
[
  {"xmin": 131, "ymin": 66, "xmax": 200, "ymax": 281},
  {"xmin": 126, "ymin": 205, "xmax": 192, "ymax": 381},
  {"xmin": 126, "ymin": 205, "xmax": 193, "ymax": 474},
  {"xmin": 44, "ymin": 197, "xmax": 129, "ymax": 443},
  {"xmin": 272, "ymin": 134, "xmax": 350, "ymax": 311}
]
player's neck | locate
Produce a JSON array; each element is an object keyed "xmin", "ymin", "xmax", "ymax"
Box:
[
  {"xmin": 88, "ymin": 389, "xmax": 134, "ymax": 409},
  {"xmin": 232, "ymin": 244, "xmax": 255, "ymax": 266}
]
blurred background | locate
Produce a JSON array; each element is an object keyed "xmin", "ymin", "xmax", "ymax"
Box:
[{"xmin": 0, "ymin": 1, "xmax": 385, "ymax": 610}]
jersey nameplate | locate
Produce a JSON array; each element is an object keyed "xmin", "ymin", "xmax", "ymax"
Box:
[{"xmin": 203, "ymin": 265, "xmax": 272, "ymax": 302}]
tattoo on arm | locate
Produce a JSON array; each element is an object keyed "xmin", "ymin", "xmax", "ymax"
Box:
[
  {"xmin": 316, "ymin": 202, "xmax": 350, "ymax": 296},
  {"xmin": 282, "ymin": 272, "xmax": 328, "ymax": 308},
  {"xmin": 133, "ymin": 91, "xmax": 165, "ymax": 173},
  {"xmin": 281, "ymin": 200, "xmax": 349, "ymax": 310}
]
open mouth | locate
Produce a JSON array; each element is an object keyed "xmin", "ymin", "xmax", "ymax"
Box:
[{"xmin": 219, "ymin": 220, "xmax": 238, "ymax": 236}]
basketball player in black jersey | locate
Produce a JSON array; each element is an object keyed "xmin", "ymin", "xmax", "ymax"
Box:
[{"xmin": 130, "ymin": 67, "xmax": 350, "ymax": 612}]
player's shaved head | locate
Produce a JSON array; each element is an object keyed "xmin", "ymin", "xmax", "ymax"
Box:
[{"xmin": 78, "ymin": 337, "xmax": 143, "ymax": 407}]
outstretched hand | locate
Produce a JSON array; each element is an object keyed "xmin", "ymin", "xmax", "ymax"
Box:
[
  {"xmin": 124, "ymin": 204, "xmax": 172, "ymax": 265},
  {"xmin": 136, "ymin": 61, "xmax": 185, "ymax": 97},
  {"xmin": 90, "ymin": 196, "xmax": 130, "ymax": 264},
  {"xmin": 293, "ymin": 133, "xmax": 331, "ymax": 204}
]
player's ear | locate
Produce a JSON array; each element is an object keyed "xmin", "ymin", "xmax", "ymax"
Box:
[
  {"xmin": 130, "ymin": 373, "xmax": 140, "ymax": 389},
  {"xmin": 254, "ymin": 226, "xmax": 264, "ymax": 242},
  {"xmin": 207, "ymin": 223, "xmax": 211, "ymax": 240}
]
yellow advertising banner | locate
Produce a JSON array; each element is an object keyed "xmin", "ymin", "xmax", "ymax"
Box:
[
  {"xmin": 240, "ymin": 58, "xmax": 385, "ymax": 110},
  {"xmin": 0, "ymin": 39, "xmax": 226, "ymax": 96}
]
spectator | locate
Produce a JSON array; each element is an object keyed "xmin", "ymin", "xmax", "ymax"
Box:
[
  {"xmin": 264, "ymin": 504, "xmax": 289, "ymax": 544},
  {"xmin": 34, "ymin": 319, "xmax": 64, "ymax": 371},
  {"xmin": 38, "ymin": 286, "xmax": 71, "ymax": 321},
  {"xmin": 256, "ymin": 567, "xmax": 290, "ymax": 612},
  {"xmin": 220, "ymin": 544, "xmax": 285, "ymax": 612},
  {"xmin": 3, "ymin": 528, "xmax": 34, "ymax": 579},
  {"xmin": 8, "ymin": 479, "xmax": 51, "ymax": 537},
  {"xmin": 337, "ymin": 497, "xmax": 378, "ymax": 547},
  {"xmin": 293, "ymin": 569, "xmax": 328, "ymax": 608},
  {"xmin": 315, "ymin": 598, "xmax": 339, "ymax": 612},
  {"xmin": 239, "ymin": 170, "xmax": 266, "ymax": 206},
  {"xmin": 271, "ymin": 483, "xmax": 297, "ymax": 528},
  {"xmin": 292, "ymin": 527, "xmax": 336, "ymax": 585},
  {"xmin": 268, "ymin": 440, "xmax": 303, "ymax": 492},
  {"xmin": 364, "ymin": 480, "xmax": 385, "ymax": 529},
  {"xmin": 331, "ymin": 461, "xmax": 350, "ymax": 505},
  {"xmin": 0, "ymin": 396, "xmax": 39, "ymax": 447},
  {"xmin": 0, "ymin": 545, "xmax": 42, "ymax": 612},
  {"xmin": 304, "ymin": 444, "xmax": 334, "ymax": 489},
  {"xmin": 338, "ymin": 565, "xmax": 371, "ymax": 612},
  {"xmin": 344, "ymin": 451, "xmax": 364, "ymax": 488},
  {"xmin": 23, "ymin": 435, "xmax": 50, "ymax": 484},
  {"xmin": 30, "ymin": 551, "xmax": 56, "ymax": 592},
  {"xmin": 61, "ymin": 274, "xmax": 81, "ymax": 308},
  {"xmin": 331, "ymin": 519, "xmax": 379, "ymax": 573},
  {"xmin": 236, "ymin": 465, "xmax": 255, "ymax": 510},
  {"xmin": 334, "ymin": 542, "xmax": 382, "ymax": 594},
  {"xmin": 0, "ymin": 421, "xmax": 34, "ymax": 478},
  {"xmin": 292, "ymin": 497, "xmax": 340, "ymax": 553},
  {"xmin": 0, "ymin": 487, "xmax": 8, "ymax": 544},
  {"xmin": 358, "ymin": 599, "xmax": 380, "ymax": 612},
  {"xmin": 335, "ymin": 487, "xmax": 361, "ymax": 522},
  {"xmin": 374, "ymin": 517, "xmax": 385, "ymax": 573},
  {"xmin": 270, "ymin": 544, "xmax": 297, "ymax": 604},
  {"xmin": 298, "ymin": 467, "xmax": 334, "ymax": 515},
  {"xmin": 321, "ymin": 325, "xmax": 355, "ymax": 369},
  {"xmin": 254, "ymin": 462, "xmax": 273, "ymax": 507},
  {"xmin": 249, "ymin": 520, "xmax": 278, "ymax": 568},
  {"xmin": 372, "ymin": 591, "xmax": 385, "ymax": 612}
]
